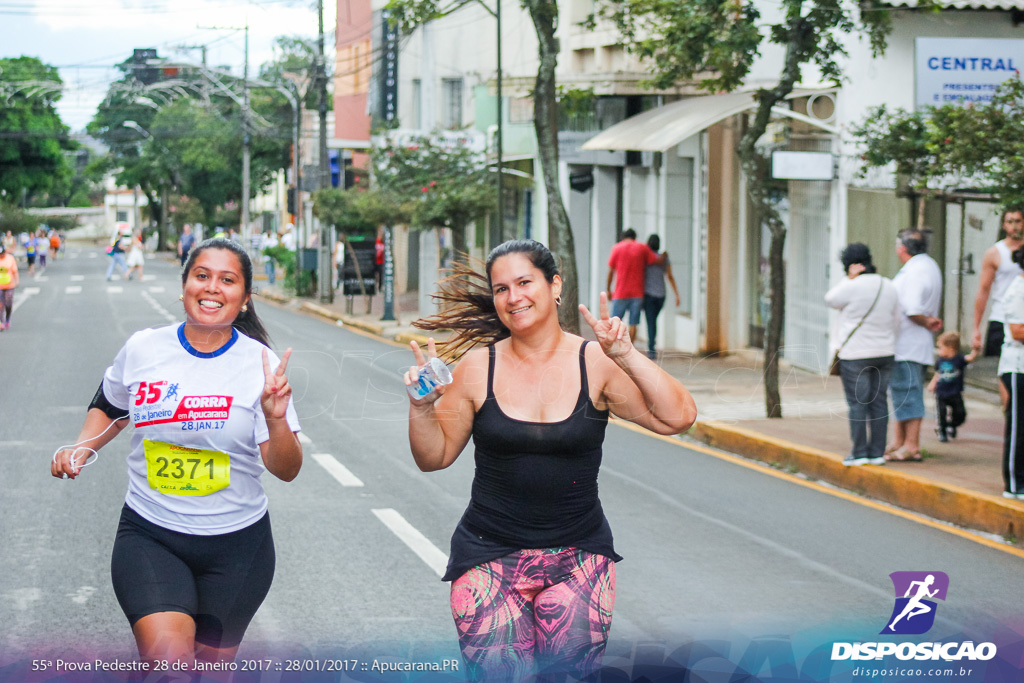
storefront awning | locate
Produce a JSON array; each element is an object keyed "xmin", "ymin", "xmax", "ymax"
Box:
[{"xmin": 581, "ymin": 89, "xmax": 834, "ymax": 153}]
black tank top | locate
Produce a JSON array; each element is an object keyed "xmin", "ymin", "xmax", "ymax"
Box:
[{"xmin": 442, "ymin": 340, "xmax": 622, "ymax": 581}]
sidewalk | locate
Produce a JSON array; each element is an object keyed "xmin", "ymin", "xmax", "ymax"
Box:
[{"xmin": 255, "ymin": 281, "xmax": 1024, "ymax": 549}]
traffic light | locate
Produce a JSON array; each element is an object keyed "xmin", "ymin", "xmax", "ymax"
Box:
[
  {"xmin": 343, "ymin": 157, "xmax": 356, "ymax": 189},
  {"xmin": 131, "ymin": 48, "xmax": 159, "ymax": 85},
  {"xmin": 329, "ymin": 149, "xmax": 341, "ymax": 188}
]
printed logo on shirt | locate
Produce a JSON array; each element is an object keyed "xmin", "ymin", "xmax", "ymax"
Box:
[{"xmin": 133, "ymin": 380, "xmax": 232, "ymax": 429}]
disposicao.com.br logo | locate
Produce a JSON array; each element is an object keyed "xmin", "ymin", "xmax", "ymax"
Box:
[{"xmin": 831, "ymin": 572, "xmax": 997, "ymax": 663}]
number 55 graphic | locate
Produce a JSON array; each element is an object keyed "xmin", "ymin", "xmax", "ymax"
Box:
[{"xmin": 135, "ymin": 381, "xmax": 167, "ymax": 406}]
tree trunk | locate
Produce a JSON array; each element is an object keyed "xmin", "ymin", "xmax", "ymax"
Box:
[
  {"xmin": 158, "ymin": 185, "xmax": 169, "ymax": 251},
  {"xmin": 764, "ymin": 224, "xmax": 786, "ymax": 418},
  {"xmin": 525, "ymin": 0, "xmax": 580, "ymax": 334},
  {"xmin": 734, "ymin": 18, "xmax": 809, "ymax": 419},
  {"xmin": 451, "ymin": 220, "xmax": 467, "ymax": 265}
]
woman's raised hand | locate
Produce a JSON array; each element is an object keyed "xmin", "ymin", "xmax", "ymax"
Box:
[
  {"xmin": 406, "ymin": 338, "xmax": 446, "ymax": 406},
  {"xmin": 580, "ymin": 292, "xmax": 634, "ymax": 360},
  {"xmin": 261, "ymin": 348, "xmax": 293, "ymax": 420},
  {"xmin": 51, "ymin": 447, "xmax": 93, "ymax": 480}
]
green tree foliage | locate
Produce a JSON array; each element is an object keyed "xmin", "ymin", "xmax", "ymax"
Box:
[
  {"xmin": 599, "ymin": 0, "xmax": 895, "ymax": 418},
  {"xmin": 87, "ymin": 49, "xmax": 295, "ymax": 234},
  {"xmin": 0, "ymin": 57, "xmax": 76, "ymax": 203},
  {"xmin": 312, "ymin": 187, "xmax": 377, "ymax": 236},
  {"xmin": 372, "ymin": 134, "xmax": 496, "ymax": 258},
  {"xmin": 386, "ymin": 0, "xmax": 581, "ymax": 332},
  {"xmin": 259, "ymin": 36, "xmax": 324, "ymax": 111},
  {"xmin": 854, "ymin": 77, "xmax": 1024, "ymax": 213}
]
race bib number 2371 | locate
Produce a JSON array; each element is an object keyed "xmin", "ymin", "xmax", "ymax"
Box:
[{"xmin": 143, "ymin": 439, "xmax": 230, "ymax": 496}]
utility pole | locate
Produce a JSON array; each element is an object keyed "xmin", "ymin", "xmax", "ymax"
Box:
[
  {"xmin": 176, "ymin": 44, "xmax": 210, "ymax": 104},
  {"xmin": 317, "ymin": 0, "xmax": 333, "ymax": 303},
  {"xmin": 496, "ymin": 0, "xmax": 504, "ymax": 243},
  {"xmin": 241, "ymin": 21, "xmax": 252, "ymax": 242}
]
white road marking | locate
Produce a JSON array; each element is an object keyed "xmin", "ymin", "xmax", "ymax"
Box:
[
  {"xmin": 107, "ymin": 286, "xmax": 123, "ymax": 293},
  {"xmin": 298, "ymin": 433, "xmax": 313, "ymax": 446},
  {"xmin": 65, "ymin": 285, "xmax": 81, "ymax": 294},
  {"xmin": 148, "ymin": 286, "xmax": 165, "ymax": 293},
  {"xmin": 372, "ymin": 508, "xmax": 448, "ymax": 578},
  {"xmin": 11, "ymin": 287, "xmax": 40, "ymax": 315},
  {"xmin": 33, "ymin": 275, "xmax": 48, "ymax": 281},
  {"xmin": 312, "ymin": 453, "xmax": 365, "ymax": 487},
  {"xmin": 88, "ymin": 252, "xmax": 98, "ymax": 259},
  {"xmin": 70, "ymin": 275, "xmax": 84, "ymax": 281},
  {"xmin": 9, "ymin": 587, "xmax": 41, "ymax": 611},
  {"xmin": 142, "ymin": 274, "xmax": 157, "ymax": 281},
  {"xmin": 140, "ymin": 290, "xmax": 177, "ymax": 323},
  {"xmin": 69, "ymin": 586, "xmax": 96, "ymax": 605}
]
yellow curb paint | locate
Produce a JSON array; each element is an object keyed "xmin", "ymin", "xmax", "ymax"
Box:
[{"xmin": 610, "ymin": 419, "xmax": 1024, "ymax": 560}]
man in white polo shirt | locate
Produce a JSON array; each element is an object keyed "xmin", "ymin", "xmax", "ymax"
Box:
[{"xmin": 886, "ymin": 229, "xmax": 943, "ymax": 462}]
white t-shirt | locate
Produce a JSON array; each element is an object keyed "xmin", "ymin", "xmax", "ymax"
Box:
[
  {"xmin": 281, "ymin": 230, "xmax": 296, "ymax": 251},
  {"xmin": 103, "ymin": 324, "xmax": 300, "ymax": 535},
  {"xmin": 824, "ymin": 273, "xmax": 900, "ymax": 360},
  {"xmin": 892, "ymin": 254, "xmax": 943, "ymax": 365},
  {"xmin": 999, "ymin": 275, "xmax": 1024, "ymax": 375}
]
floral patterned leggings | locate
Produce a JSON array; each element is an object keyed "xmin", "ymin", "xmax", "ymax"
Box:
[{"xmin": 450, "ymin": 548, "xmax": 616, "ymax": 682}]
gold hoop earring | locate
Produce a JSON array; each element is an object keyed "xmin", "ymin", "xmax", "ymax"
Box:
[
  {"xmin": 178, "ymin": 294, "xmax": 183, "ymax": 301},
  {"xmin": 555, "ymin": 295, "xmax": 562, "ymax": 306},
  {"xmin": 241, "ymin": 304, "xmax": 248, "ymax": 313}
]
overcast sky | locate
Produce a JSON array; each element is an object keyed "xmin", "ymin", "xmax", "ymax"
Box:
[{"xmin": 0, "ymin": 0, "xmax": 334, "ymax": 132}]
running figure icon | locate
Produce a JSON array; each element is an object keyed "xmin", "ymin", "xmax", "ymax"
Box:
[{"xmin": 888, "ymin": 574, "xmax": 938, "ymax": 631}]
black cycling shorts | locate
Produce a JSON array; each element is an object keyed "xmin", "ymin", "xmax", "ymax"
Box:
[{"xmin": 111, "ymin": 504, "xmax": 275, "ymax": 648}]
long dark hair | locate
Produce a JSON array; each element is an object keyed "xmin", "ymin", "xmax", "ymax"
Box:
[
  {"xmin": 182, "ymin": 237, "xmax": 271, "ymax": 347},
  {"xmin": 414, "ymin": 239, "xmax": 560, "ymax": 360}
]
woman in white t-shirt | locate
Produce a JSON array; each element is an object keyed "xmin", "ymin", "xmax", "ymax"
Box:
[
  {"xmin": 998, "ymin": 245, "xmax": 1024, "ymax": 500},
  {"xmin": 51, "ymin": 238, "xmax": 302, "ymax": 668},
  {"xmin": 825, "ymin": 243, "xmax": 901, "ymax": 466}
]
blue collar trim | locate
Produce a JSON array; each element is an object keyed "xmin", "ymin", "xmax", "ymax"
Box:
[{"xmin": 177, "ymin": 323, "xmax": 238, "ymax": 358}]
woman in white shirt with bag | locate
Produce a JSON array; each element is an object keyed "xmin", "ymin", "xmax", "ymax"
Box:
[{"xmin": 825, "ymin": 243, "xmax": 901, "ymax": 466}]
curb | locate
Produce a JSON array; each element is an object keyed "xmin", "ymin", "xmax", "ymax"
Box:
[
  {"xmin": 260, "ymin": 290, "xmax": 1023, "ymax": 546},
  {"xmin": 297, "ymin": 301, "xmax": 432, "ymax": 346},
  {"xmin": 692, "ymin": 421, "xmax": 1024, "ymax": 546}
]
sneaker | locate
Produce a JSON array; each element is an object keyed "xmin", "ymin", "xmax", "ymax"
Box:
[
  {"xmin": 844, "ymin": 455, "xmax": 886, "ymax": 466},
  {"xmin": 1002, "ymin": 492, "xmax": 1024, "ymax": 500},
  {"xmin": 938, "ymin": 432, "xmax": 948, "ymax": 443},
  {"xmin": 949, "ymin": 426, "xmax": 957, "ymax": 439}
]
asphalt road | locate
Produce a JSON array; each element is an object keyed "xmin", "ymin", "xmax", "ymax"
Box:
[{"xmin": 1, "ymin": 245, "xmax": 1021, "ymax": 682}]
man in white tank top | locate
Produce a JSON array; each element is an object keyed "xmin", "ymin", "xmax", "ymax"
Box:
[{"xmin": 974, "ymin": 209, "xmax": 1024, "ymax": 407}]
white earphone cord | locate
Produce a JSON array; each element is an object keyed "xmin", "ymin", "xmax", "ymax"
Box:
[{"xmin": 52, "ymin": 418, "xmax": 124, "ymax": 472}]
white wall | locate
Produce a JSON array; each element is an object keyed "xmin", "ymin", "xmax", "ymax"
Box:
[{"xmin": 839, "ymin": 10, "xmax": 1022, "ymax": 188}]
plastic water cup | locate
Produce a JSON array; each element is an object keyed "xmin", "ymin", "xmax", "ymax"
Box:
[{"xmin": 406, "ymin": 357, "xmax": 453, "ymax": 399}]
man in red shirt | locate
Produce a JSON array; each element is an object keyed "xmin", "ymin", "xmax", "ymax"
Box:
[{"xmin": 607, "ymin": 228, "xmax": 659, "ymax": 342}]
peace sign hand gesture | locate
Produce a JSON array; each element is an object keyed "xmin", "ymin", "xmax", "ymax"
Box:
[
  {"xmin": 261, "ymin": 348, "xmax": 293, "ymax": 420},
  {"xmin": 579, "ymin": 292, "xmax": 634, "ymax": 360},
  {"xmin": 405, "ymin": 338, "xmax": 446, "ymax": 407}
]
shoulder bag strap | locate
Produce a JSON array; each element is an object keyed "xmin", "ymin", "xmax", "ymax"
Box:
[{"xmin": 836, "ymin": 278, "xmax": 884, "ymax": 355}]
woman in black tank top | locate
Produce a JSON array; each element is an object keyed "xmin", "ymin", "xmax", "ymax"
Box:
[{"xmin": 405, "ymin": 239, "xmax": 697, "ymax": 681}]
